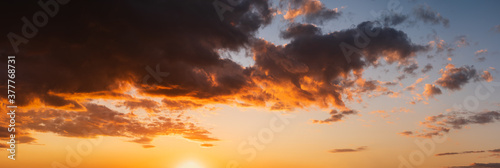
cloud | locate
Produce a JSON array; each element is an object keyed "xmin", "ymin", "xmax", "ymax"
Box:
[
  {"xmin": 200, "ymin": 143, "xmax": 215, "ymax": 148},
  {"xmin": 3, "ymin": 103, "xmax": 219, "ymax": 146},
  {"xmin": 281, "ymin": 23, "xmax": 322, "ymax": 39},
  {"xmin": 436, "ymin": 150, "xmax": 485, "ymax": 156},
  {"xmin": 120, "ymin": 99, "xmax": 160, "ymax": 113},
  {"xmin": 435, "ymin": 64, "xmax": 490, "ymax": 91},
  {"xmin": 455, "ymin": 35, "xmax": 470, "ymax": 48},
  {"xmin": 0, "ymin": 0, "xmax": 274, "ymax": 108},
  {"xmin": 403, "ymin": 63, "xmax": 419, "ymax": 75},
  {"xmin": 436, "ymin": 148, "xmax": 500, "ymax": 157},
  {"xmin": 0, "ymin": 125, "xmax": 38, "ymax": 148},
  {"xmin": 400, "ymin": 111, "xmax": 500, "ymax": 138},
  {"xmin": 329, "ymin": 146, "xmax": 367, "ymax": 153},
  {"xmin": 162, "ymin": 99, "xmax": 204, "ymax": 111},
  {"xmin": 447, "ymin": 163, "xmax": 500, "ymax": 168},
  {"xmin": 142, "ymin": 144, "xmax": 156, "ymax": 148},
  {"xmin": 312, "ymin": 110, "xmax": 358, "ymax": 124},
  {"xmin": 380, "ymin": 13, "xmax": 409, "ymax": 26},
  {"xmin": 398, "ymin": 131, "xmax": 413, "ymax": 136},
  {"xmin": 422, "ymin": 84, "xmax": 442, "ymax": 98},
  {"xmin": 475, "ymin": 49, "xmax": 488, "ymax": 56},
  {"xmin": 282, "ymin": 0, "xmax": 342, "ymax": 24},
  {"xmin": 492, "ymin": 25, "xmax": 500, "ymax": 33},
  {"xmin": 413, "ymin": 4, "xmax": 450, "ymax": 27},
  {"xmin": 251, "ymin": 21, "xmax": 428, "ymax": 112},
  {"xmin": 421, "ymin": 63, "xmax": 433, "ymax": 73},
  {"xmin": 482, "ymin": 71, "xmax": 494, "ymax": 82},
  {"xmin": 0, "ymin": 0, "xmax": 433, "ymax": 144}
]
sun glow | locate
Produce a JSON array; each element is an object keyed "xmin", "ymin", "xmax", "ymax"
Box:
[{"xmin": 176, "ymin": 161, "xmax": 205, "ymax": 168}]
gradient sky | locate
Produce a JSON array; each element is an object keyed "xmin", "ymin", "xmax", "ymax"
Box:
[{"xmin": 1, "ymin": 0, "xmax": 500, "ymax": 168}]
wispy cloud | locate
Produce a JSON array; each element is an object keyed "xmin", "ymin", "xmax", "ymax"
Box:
[{"xmin": 329, "ymin": 146, "xmax": 367, "ymax": 153}]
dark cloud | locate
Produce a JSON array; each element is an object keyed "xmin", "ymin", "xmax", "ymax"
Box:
[
  {"xmin": 281, "ymin": 23, "xmax": 322, "ymax": 39},
  {"xmin": 421, "ymin": 63, "xmax": 433, "ymax": 73},
  {"xmin": 401, "ymin": 111, "xmax": 500, "ymax": 138},
  {"xmin": 490, "ymin": 149, "xmax": 500, "ymax": 153},
  {"xmin": 380, "ymin": 13, "xmax": 409, "ymax": 26},
  {"xmin": 329, "ymin": 146, "xmax": 367, "ymax": 153},
  {"xmin": 0, "ymin": 0, "xmax": 275, "ymax": 108},
  {"xmin": 477, "ymin": 57, "xmax": 486, "ymax": 62},
  {"xmin": 0, "ymin": 0, "xmax": 433, "ymax": 146},
  {"xmin": 313, "ymin": 110, "xmax": 357, "ymax": 124},
  {"xmin": 403, "ymin": 63, "xmax": 419, "ymax": 75},
  {"xmin": 436, "ymin": 150, "xmax": 486, "ymax": 156},
  {"xmin": 435, "ymin": 149, "xmax": 500, "ymax": 158},
  {"xmin": 435, "ymin": 64, "xmax": 491, "ymax": 91},
  {"xmin": 413, "ymin": 4, "xmax": 450, "ymax": 27},
  {"xmin": 251, "ymin": 21, "xmax": 428, "ymax": 111},
  {"xmin": 398, "ymin": 131, "xmax": 413, "ymax": 136},
  {"xmin": 448, "ymin": 163, "xmax": 500, "ymax": 168},
  {"xmin": 436, "ymin": 152, "xmax": 461, "ymax": 156}
]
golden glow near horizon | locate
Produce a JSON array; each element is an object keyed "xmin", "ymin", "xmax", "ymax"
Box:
[{"xmin": 176, "ymin": 161, "xmax": 205, "ymax": 168}]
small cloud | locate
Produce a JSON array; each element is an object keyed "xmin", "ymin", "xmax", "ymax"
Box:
[
  {"xmin": 398, "ymin": 131, "xmax": 413, "ymax": 136},
  {"xmin": 380, "ymin": 13, "xmax": 409, "ymax": 26},
  {"xmin": 435, "ymin": 64, "xmax": 489, "ymax": 91},
  {"xmin": 329, "ymin": 146, "xmax": 367, "ymax": 153},
  {"xmin": 492, "ymin": 25, "xmax": 500, "ymax": 33},
  {"xmin": 403, "ymin": 63, "xmax": 419, "ymax": 75},
  {"xmin": 142, "ymin": 145, "xmax": 156, "ymax": 148},
  {"xmin": 435, "ymin": 150, "xmax": 486, "ymax": 156},
  {"xmin": 455, "ymin": 35, "xmax": 470, "ymax": 47},
  {"xmin": 421, "ymin": 63, "xmax": 433, "ymax": 73},
  {"xmin": 312, "ymin": 110, "xmax": 358, "ymax": 124},
  {"xmin": 282, "ymin": 0, "xmax": 342, "ymax": 24},
  {"xmin": 413, "ymin": 4, "xmax": 449, "ymax": 27},
  {"xmin": 200, "ymin": 143, "xmax": 215, "ymax": 148},
  {"xmin": 475, "ymin": 49, "xmax": 488, "ymax": 56},
  {"xmin": 447, "ymin": 163, "xmax": 500, "ymax": 168},
  {"xmin": 422, "ymin": 84, "xmax": 442, "ymax": 98}
]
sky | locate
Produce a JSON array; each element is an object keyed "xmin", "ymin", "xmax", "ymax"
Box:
[{"xmin": 0, "ymin": 0, "xmax": 500, "ymax": 168}]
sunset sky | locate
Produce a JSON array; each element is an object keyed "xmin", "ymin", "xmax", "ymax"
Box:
[{"xmin": 1, "ymin": 0, "xmax": 500, "ymax": 168}]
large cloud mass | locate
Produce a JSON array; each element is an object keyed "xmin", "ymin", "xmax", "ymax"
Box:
[{"xmin": 0, "ymin": 0, "xmax": 431, "ymax": 146}]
